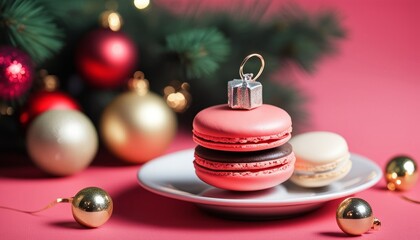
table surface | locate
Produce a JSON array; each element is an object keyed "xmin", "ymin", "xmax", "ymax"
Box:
[
  {"xmin": 2, "ymin": 0, "xmax": 420, "ymax": 239},
  {"xmin": 1, "ymin": 132, "xmax": 420, "ymax": 240}
]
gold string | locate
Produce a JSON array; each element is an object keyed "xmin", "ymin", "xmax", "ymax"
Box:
[
  {"xmin": 0, "ymin": 197, "xmax": 72, "ymax": 214},
  {"xmin": 401, "ymin": 195, "xmax": 420, "ymax": 204}
]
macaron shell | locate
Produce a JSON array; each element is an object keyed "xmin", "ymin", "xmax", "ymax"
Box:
[
  {"xmin": 290, "ymin": 158, "xmax": 352, "ymax": 188},
  {"xmin": 193, "ymin": 133, "xmax": 290, "ymax": 152},
  {"xmin": 194, "ymin": 158, "xmax": 295, "ymax": 191},
  {"xmin": 193, "ymin": 104, "xmax": 292, "ymax": 151},
  {"xmin": 290, "ymin": 131, "xmax": 349, "ymax": 166}
]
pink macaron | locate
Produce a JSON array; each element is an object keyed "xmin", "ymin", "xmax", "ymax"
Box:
[
  {"xmin": 193, "ymin": 104, "xmax": 292, "ymax": 152},
  {"xmin": 194, "ymin": 143, "xmax": 296, "ymax": 191}
]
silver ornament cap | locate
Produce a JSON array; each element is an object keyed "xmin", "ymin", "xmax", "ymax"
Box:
[{"xmin": 228, "ymin": 54, "xmax": 265, "ymax": 110}]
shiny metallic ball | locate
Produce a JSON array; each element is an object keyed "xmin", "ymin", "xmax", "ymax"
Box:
[
  {"xmin": 100, "ymin": 91, "xmax": 177, "ymax": 163},
  {"xmin": 336, "ymin": 198, "xmax": 380, "ymax": 235},
  {"xmin": 71, "ymin": 187, "xmax": 113, "ymax": 228},
  {"xmin": 385, "ymin": 156, "xmax": 418, "ymax": 191}
]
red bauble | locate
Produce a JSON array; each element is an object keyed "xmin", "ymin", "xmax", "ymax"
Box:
[
  {"xmin": 0, "ymin": 46, "xmax": 34, "ymax": 99},
  {"xmin": 76, "ymin": 29, "xmax": 138, "ymax": 88},
  {"xmin": 20, "ymin": 91, "xmax": 80, "ymax": 127}
]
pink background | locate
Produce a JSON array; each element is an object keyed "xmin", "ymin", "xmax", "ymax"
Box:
[{"xmin": 1, "ymin": 0, "xmax": 420, "ymax": 239}]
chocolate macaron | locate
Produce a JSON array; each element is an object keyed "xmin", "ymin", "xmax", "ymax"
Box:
[{"xmin": 193, "ymin": 143, "xmax": 296, "ymax": 191}]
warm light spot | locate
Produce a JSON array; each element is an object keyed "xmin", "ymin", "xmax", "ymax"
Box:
[
  {"xmin": 396, "ymin": 179, "xmax": 402, "ymax": 185},
  {"xmin": 108, "ymin": 12, "xmax": 122, "ymax": 31},
  {"xmin": 163, "ymin": 86, "xmax": 175, "ymax": 96},
  {"xmin": 100, "ymin": 11, "xmax": 123, "ymax": 31},
  {"xmin": 133, "ymin": 81, "xmax": 149, "ymax": 95},
  {"xmin": 0, "ymin": 105, "xmax": 14, "ymax": 116},
  {"xmin": 181, "ymin": 82, "xmax": 190, "ymax": 90},
  {"xmin": 134, "ymin": 0, "xmax": 150, "ymax": 9},
  {"xmin": 163, "ymin": 82, "xmax": 191, "ymax": 112},
  {"xmin": 391, "ymin": 172, "xmax": 398, "ymax": 179},
  {"xmin": 166, "ymin": 92, "xmax": 187, "ymax": 112},
  {"xmin": 44, "ymin": 75, "xmax": 59, "ymax": 91}
]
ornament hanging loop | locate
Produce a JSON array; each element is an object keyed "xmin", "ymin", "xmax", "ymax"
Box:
[
  {"xmin": 239, "ymin": 53, "xmax": 265, "ymax": 81},
  {"xmin": 228, "ymin": 53, "xmax": 265, "ymax": 109}
]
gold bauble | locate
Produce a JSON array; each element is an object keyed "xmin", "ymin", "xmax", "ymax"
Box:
[
  {"xmin": 336, "ymin": 198, "xmax": 381, "ymax": 235},
  {"xmin": 385, "ymin": 156, "xmax": 418, "ymax": 191},
  {"xmin": 72, "ymin": 187, "xmax": 113, "ymax": 228},
  {"xmin": 26, "ymin": 110, "xmax": 98, "ymax": 176},
  {"xmin": 100, "ymin": 91, "xmax": 177, "ymax": 163}
]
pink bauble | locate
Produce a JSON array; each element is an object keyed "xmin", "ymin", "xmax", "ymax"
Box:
[
  {"xmin": 76, "ymin": 29, "xmax": 138, "ymax": 88},
  {"xmin": 0, "ymin": 46, "xmax": 34, "ymax": 99}
]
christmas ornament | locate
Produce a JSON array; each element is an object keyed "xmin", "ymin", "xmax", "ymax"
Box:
[
  {"xmin": 76, "ymin": 29, "xmax": 137, "ymax": 88},
  {"xmin": 20, "ymin": 72, "xmax": 80, "ymax": 126},
  {"xmin": 17, "ymin": 187, "xmax": 112, "ymax": 228},
  {"xmin": 0, "ymin": 46, "xmax": 34, "ymax": 100},
  {"xmin": 72, "ymin": 187, "xmax": 113, "ymax": 228},
  {"xmin": 26, "ymin": 109, "xmax": 98, "ymax": 176},
  {"xmin": 20, "ymin": 91, "xmax": 80, "ymax": 126},
  {"xmin": 336, "ymin": 197, "xmax": 381, "ymax": 235},
  {"xmin": 385, "ymin": 155, "xmax": 418, "ymax": 191},
  {"xmin": 101, "ymin": 71, "xmax": 177, "ymax": 163},
  {"xmin": 228, "ymin": 53, "xmax": 265, "ymax": 109}
]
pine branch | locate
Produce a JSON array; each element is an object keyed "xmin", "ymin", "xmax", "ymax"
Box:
[
  {"xmin": 271, "ymin": 6, "xmax": 346, "ymax": 72},
  {"xmin": 0, "ymin": 0, "xmax": 64, "ymax": 64},
  {"xmin": 166, "ymin": 28, "xmax": 231, "ymax": 79}
]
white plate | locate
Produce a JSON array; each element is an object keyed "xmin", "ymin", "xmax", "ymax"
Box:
[{"xmin": 138, "ymin": 149, "xmax": 382, "ymax": 218}]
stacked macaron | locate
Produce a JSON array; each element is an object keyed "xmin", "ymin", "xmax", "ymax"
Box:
[
  {"xmin": 192, "ymin": 54, "xmax": 296, "ymax": 191},
  {"xmin": 289, "ymin": 131, "xmax": 352, "ymax": 188},
  {"xmin": 193, "ymin": 104, "xmax": 295, "ymax": 191},
  {"xmin": 192, "ymin": 104, "xmax": 296, "ymax": 191}
]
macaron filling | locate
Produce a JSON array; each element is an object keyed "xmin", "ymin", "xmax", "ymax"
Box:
[
  {"xmin": 193, "ymin": 156, "xmax": 295, "ymax": 177},
  {"xmin": 194, "ymin": 154, "xmax": 295, "ymax": 171},
  {"xmin": 291, "ymin": 159, "xmax": 352, "ymax": 180},
  {"xmin": 294, "ymin": 153, "xmax": 351, "ymax": 172},
  {"xmin": 193, "ymin": 143, "xmax": 295, "ymax": 176}
]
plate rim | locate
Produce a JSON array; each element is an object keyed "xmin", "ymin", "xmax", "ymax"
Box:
[{"xmin": 138, "ymin": 148, "xmax": 382, "ymax": 207}]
